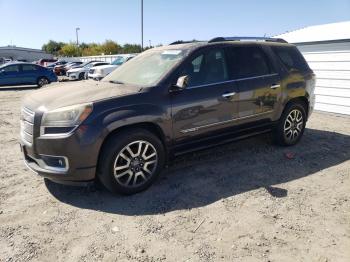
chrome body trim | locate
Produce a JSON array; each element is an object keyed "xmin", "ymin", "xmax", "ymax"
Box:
[
  {"xmin": 185, "ymin": 73, "xmax": 279, "ymax": 90},
  {"xmin": 180, "ymin": 111, "xmax": 274, "ymax": 133}
]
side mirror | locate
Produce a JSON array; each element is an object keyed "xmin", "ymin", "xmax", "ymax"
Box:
[{"xmin": 172, "ymin": 75, "xmax": 189, "ymax": 91}]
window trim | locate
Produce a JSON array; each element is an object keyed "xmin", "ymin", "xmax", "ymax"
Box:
[
  {"xmin": 225, "ymin": 45, "xmax": 275, "ymax": 80},
  {"xmin": 179, "ymin": 47, "xmax": 230, "ymax": 88},
  {"xmin": 186, "ymin": 73, "xmax": 278, "ymax": 90},
  {"xmin": 3, "ymin": 64, "xmax": 20, "ymax": 73}
]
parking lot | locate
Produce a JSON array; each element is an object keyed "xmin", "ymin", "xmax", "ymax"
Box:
[{"xmin": 0, "ymin": 84, "xmax": 349, "ymax": 261}]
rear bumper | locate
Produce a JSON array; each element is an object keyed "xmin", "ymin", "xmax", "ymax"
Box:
[{"xmin": 308, "ymin": 93, "xmax": 315, "ymax": 118}]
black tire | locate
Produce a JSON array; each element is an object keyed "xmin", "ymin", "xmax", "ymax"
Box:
[
  {"xmin": 97, "ymin": 128, "xmax": 165, "ymax": 195},
  {"xmin": 273, "ymin": 102, "xmax": 307, "ymax": 146},
  {"xmin": 37, "ymin": 77, "xmax": 49, "ymax": 87},
  {"xmin": 78, "ymin": 72, "xmax": 85, "ymax": 80}
]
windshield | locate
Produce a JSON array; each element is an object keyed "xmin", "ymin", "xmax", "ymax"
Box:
[
  {"xmin": 111, "ymin": 56, "xmax": 125, "ymax": 66},
  {"xmin": 103, "ymin": 49, "xmax": 188, "ymax": 86},
  {"xmin": 84, "ymin": 63, "xmax": 94, "ymax": 68}
]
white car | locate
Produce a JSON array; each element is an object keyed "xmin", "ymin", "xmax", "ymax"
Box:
[
  {"xmin": 88, "ymin": 54, "xmax": 137, "ymax": 80},
  {"xmin": 66, "ymin": 61, "xmax": 109, "ymax": 80}
]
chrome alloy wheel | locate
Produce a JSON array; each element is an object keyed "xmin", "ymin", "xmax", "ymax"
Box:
[
  {"xmin": 284, "ymin": 109, "xmax": 304, "ymax": 142},
  {"xmin": 113, "ymin": 140, "xmax": 158, "ymax": 188},
  {"xmin": 38, "ymin": 78, "xmax": 49, "ymax": 86}
]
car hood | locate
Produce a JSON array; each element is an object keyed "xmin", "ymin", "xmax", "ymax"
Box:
[
  {"xmin": 67, "ymin": 67, "xmax": 85, "ymax": 73},
  {"xmin": 22, "ymin": 80, "xmax": 142, "ymax": 111}
]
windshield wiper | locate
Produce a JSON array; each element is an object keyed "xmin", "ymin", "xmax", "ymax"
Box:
[{"xmin": 109, "ymin": 80, "xmax": 125, "ymax": 85}]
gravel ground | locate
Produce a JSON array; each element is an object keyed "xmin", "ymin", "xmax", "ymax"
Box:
[{"xmin": 0, "ymin": 84, "xmax": 349, "ymax": 262}]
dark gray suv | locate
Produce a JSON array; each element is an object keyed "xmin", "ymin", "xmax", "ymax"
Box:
[{"xmin": 20, "ymin": 37, "xmax": 315, "ymax": 194}]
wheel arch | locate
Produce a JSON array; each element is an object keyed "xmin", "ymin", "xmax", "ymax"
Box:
[
  {"xmin": 96, "ymin": 122, "xmax": 168, "ymax": 176},
  {"xmin": 285, "ymin": 96, "xmax": 309, "ymax": 119}
]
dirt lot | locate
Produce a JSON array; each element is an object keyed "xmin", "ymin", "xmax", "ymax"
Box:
[{"xmin": 0, "ymin": 85, "xmax": 349, "ymax": 262}]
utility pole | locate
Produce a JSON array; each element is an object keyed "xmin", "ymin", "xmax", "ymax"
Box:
[
  {"xmin": 141, "ymin": 0, "xmax": 143, "ymax": 51},
  {"xmin": 149, "ymin": 40, "xmax": 151, "ymax": 48},
  {"xmin": 76, "ymin": 27, "xmax": 80, "ymax": 46}
]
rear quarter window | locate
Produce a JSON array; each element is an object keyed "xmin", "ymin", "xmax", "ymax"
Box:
[{"xmin": 272, "ymin": 46, "xmax": 310, "ymax": 72}]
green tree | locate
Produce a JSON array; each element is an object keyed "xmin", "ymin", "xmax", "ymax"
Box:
[
  {"xmin": 101, "ymin": 40, "xmax": 121, "ymax": 55},
  {"xmin": 59, "ymin": 43, "xmax": 80, "ymax": 57},
  {"xmin": 42, "ymin": 40, "xmax": 65, "ymax": 55},
  {"xmin": 122, "ymin": 44, "xmax": 142, "ymax": 54},
  {"xmin": 81, "ymin": 43, "xmax": 103, "ymax": 56}
]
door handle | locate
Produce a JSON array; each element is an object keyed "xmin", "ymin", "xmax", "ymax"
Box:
[
  {"xmin": 271, "ymin": 84, "xmax": 280, "ymax": 89},
  {"xmin": 222, "ymin": 92, "xmax": 236, "ymax": 98}
]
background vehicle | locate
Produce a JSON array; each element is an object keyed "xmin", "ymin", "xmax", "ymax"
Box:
[
  {"xmin": 37, "ymin": 58, "xmax": 57, "ymax": 67},
  {"xmin": 20, "ymin": 37, "xmax": 315, "ymax": 194},
  {"xmin": 0, "ymin": 62, "xmax": 57, "ymax": 87},
  {"xmin": 66, "ymin": 61, "xmax": 109, "ymax": 80},
  {"xmin": 88, "ymin": 54, "xmax": 137, "ymax": 80},
  {"xmin": 54, "ymin": 61, "xmax": 83, "ymax": 76},
  {"xmin": 46, "ymin": 60, "xmax": 67, "ymax": 70},
  {"xmin": 0, "ymin": 58, "xmax": 5, "ymax": 65}
]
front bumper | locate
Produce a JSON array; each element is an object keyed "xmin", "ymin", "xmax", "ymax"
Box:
[
  {"xmin": 66, "ymin": 72, "xmax": 80, "ymax": 80},
  {"xmin": 20, "ymin": 124, "xmax": 102, "ymax": 184},
  {"xmin": 88, "ymin": 73, "xmax": 103, "ymax": 81}
]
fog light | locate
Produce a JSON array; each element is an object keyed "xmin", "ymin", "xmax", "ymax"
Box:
[{"xmin": 41, "ymin": 155, "xmax": 68, "ymax": 169}]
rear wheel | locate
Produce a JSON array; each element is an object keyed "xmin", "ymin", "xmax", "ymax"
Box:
[
  {"xmin": 273, "ymin": 102, "xmax": 306, "ymax": 146},
  {"xmin": 97, "ymin": 129, "xmax": 165, "ymax": 194},
  {"xmin": 37, "ymin": 77, "xmax": 49, "ymax": 87}
]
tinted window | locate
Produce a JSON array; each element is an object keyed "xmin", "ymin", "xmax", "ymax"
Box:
[
  {"xmin": 112, "ymin": 57, "xmax": 125, "ymax": 65},
  {"xmin": 226, "ymin": 46, "xmax": 271, "ymax": 79},
  {"xmin": 22, "ymin": 64, "xmax": 38, "ymax": 71},
  {"xmin": 96, "ymin": 63, "xmax": 109, "ymax": 66},
  {"xmin": 272, "ymin": 46, "xmax": 310, "ymax": 72},
  {"xmin": 182, "ymin": 48, "xmax": 228, "ymax": 87},
  {"xmin": 3, "ymin": 65, "xmax": 20, "ymax": 72}
]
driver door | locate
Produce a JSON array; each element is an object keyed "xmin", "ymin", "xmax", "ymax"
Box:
[
  {"xmin": 0, "ymin": 64, "xmax": 21, "ymax": 85},
  {"xmin": 171, "ymin": 48, "xmax": 239, "ymax": 144}
]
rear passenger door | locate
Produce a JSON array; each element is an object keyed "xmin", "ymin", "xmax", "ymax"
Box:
[{"xmin": 226, "ymin": 45, "xmax": 281, "ymax": 123}]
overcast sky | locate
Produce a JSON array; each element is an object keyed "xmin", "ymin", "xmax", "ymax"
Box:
[{"xmin": 0, "ymin": 0, "xmax": 349, "ymax": 49}]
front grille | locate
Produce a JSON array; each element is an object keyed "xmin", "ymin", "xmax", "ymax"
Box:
[
  {"xmin": 89, "ymin": 69, "xmax": 95, "ymax": 74},
  {"xmin": 20, "ymin": 107, "xmax": 35, "ymax": 145}
]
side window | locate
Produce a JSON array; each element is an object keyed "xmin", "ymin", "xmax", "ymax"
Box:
[
  {"xmin": 3, "ymin": 65, "xmax": 20, "ymax": 72},
  {"xmin": 182, "ymin": 49, "xmax": 228, "ymax": 87},
  {"xmin": 22, "ymin": 64, "xmax": 38, "ymax": 71},
  {"xmin": 226, "ymin": 46, "xmax": 272, "ymax": 79},
  {"xmin": 272, "ymin": 46, "xmax": 310, "ymax": 72}
]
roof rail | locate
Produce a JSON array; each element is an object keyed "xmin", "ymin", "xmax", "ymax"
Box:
[
  {"xmin": 169, "ymin": 40, "xmax": 204, "ymax": 45},
  {"xmin": 208, "ymin": 37, "xmax": 288, "ymax": 43}
]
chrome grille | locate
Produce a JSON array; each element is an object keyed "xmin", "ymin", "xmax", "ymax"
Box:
[{"xmin": 20, "ymin": 107, "xmax": 35, "ymax": 145}]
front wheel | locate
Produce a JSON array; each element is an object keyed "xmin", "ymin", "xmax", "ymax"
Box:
[
  {"xmin": 78, "ymin": 72, "xmax": 85, "ymax": 80},
  {"xmin": 97, "ymin": 129, "xmax": 165, "ymax": 194},
  {"xmin": 273, "ymin": 103, "xmax": 306, "ymax": 146}
]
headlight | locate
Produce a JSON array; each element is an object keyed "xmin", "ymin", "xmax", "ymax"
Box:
[
  {"xmin": 41, "ymin": 103, "xmax": 93, "ymax": 135},
  {"xmin": 96, "ymin": 69, "xmax": 104, "ymax": 75}
]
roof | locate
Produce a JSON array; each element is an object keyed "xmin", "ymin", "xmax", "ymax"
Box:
[
  {"xmin": 0, "ymin": 45, "xmax": 47, "ymax": 53},
  {"xmin": 274, "ymin": 21, "xmax": 350, "ymax": 44},
  {"xmin": 154, "ymin": 39, "xmax": 291, "ymax": 52}
]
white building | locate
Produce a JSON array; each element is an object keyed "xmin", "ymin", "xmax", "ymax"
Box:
[
  {"xmin": 276, "ymin": 21, "xmax": 350, "ymax": 115},
  {"xmin": 0, "ymin": 46, "xmax": 53, "ymax": 62}
]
